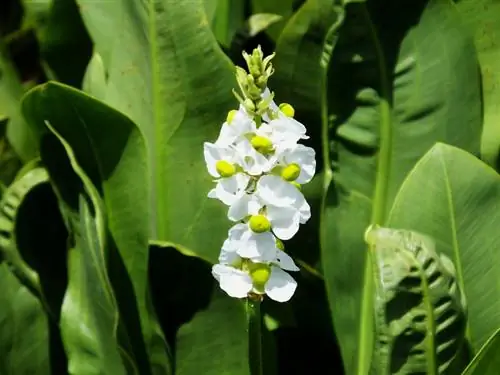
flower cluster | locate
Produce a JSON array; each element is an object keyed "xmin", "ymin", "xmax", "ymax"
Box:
[{"xmin": 204, "ymin": 47, "xmax": 316, "ymax": 303}]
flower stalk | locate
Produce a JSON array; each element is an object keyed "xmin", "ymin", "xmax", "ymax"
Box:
[{"xmin": 246, "ymin": 297, "xmax": 263, "ymax": 375}]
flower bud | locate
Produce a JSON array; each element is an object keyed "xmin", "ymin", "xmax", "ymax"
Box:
[
  {"xmin": 281, "ymin": 163, "xmax": 301, "ymax": 181},
  {"xmin": 250, "ymin": 263, "xmax": 271, "ymax": 292},
  {"xmin": 279, "ymin": 103, "xmax": 295, "ymax": 118},
  {"xmin": 251, "ymin": 135, "xmax": 273, "ymax": 154},
  {"xmin": 215, "ymin": 160, "xmax": 236, "ymax": 177},
  {"xmin": 243, "ymin": 98, "xmax": 256, "ymax": 114},
  {"xmin": 249, "ymin": 214, "xmax": 271, "ymax": 233}
]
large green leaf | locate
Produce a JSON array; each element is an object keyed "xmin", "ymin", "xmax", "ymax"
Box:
[
  {"xmin": 366, "ymin": 227, "xmax": 467, "ymax": 374},
  {"xmin": 0, "ymin": 264, "xmax": 51, "ymax": 375},
  {"xmin": 273, "ymin": 0, "xmax": 482, "ymax": 373},
  {"xmin": 22, "ymin": 82, "xmax": 171, "ymax": 374},
  {"xmin": 0, "ymin": 168, "xmax": 59, "ymax": 375},
  {"xmin": 21, "ymin": 0, "xmax": 92, "ymax": 86},
  {"xmin": 0, "ymin": 44, "xmax": 37, "ymax": 161},
  {"xmin": 149, "ymin": 243, "xmax": 249, "ymax": 375},
  {"xmin": 388, "ymin": 143, "xmax": 500, "ymax": 352},
  {"xmin": 454, "ymin": 0, "xmax": 500, "ymax": 167},
  {"xmin": 77, "ymin": 0, "xmax": 235, "ymax": 262},
  {"xmin": 41, "ymin": 128, "xmax": 130, "ymax": 374},
  {"xmin": 461, "ymin": 328, "xmax": 500, "ymax": 375}
]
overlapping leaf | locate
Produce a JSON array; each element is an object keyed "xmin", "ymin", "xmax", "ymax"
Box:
[
  {"xmin": 273, "ymin": 0, "xmax": 483, "ymax": 373},
  {"xmin": 388, "ymin": 143, "xmax": 500, "ymax": 353}
]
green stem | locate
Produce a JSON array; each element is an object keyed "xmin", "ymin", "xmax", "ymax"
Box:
[
  {"xmin": 358, "ymin": 6, "xmax": 392, "ymax": 375},
  {"xmin": 246, "ymin": 298, "xmax": 263, "ymax": 375}
]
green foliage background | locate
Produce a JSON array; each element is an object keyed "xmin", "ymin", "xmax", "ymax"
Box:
[{"xmin": 1, "ymin": 0, "xmax": 500, "ymax": 374}]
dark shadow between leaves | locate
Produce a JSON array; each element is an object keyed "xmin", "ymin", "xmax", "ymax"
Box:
[{"xmin": 148, "ymin": 245, "xmax": 214, "ymax": 367}]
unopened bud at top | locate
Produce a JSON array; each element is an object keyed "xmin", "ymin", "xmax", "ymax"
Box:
[{"xmin": 279, "ymin": 103, "xmax": 295, "ymax": 118}]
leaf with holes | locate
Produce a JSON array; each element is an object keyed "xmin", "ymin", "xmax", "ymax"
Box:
[
  {"xmin": 366, "ymin": 226, "xmax": 467, "ymax": 375},
  {"xmin": 388, "ymin": 143, "xmax": 500, "ymax": 353},
  {"xmin": 273, "ymin": 1, "xmax": 483, "ymax": 373}
]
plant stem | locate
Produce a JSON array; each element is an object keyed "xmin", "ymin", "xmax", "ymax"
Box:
[
  {"xmin": 246, "ymin": 297, "xmax": 263, "ymax": 375},
  {"xmin": 358, "ymin": 5, "xmax": 392, "ymax": 375}
]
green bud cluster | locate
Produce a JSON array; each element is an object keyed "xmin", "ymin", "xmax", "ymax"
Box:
[{"xmin": 233, "ymin": 46, "xmax": 276, "ymax": 118}]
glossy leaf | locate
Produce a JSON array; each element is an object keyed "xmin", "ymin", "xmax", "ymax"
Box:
[
  {"xmin": 149, "ymin": 243, "xmax": 249, "ymax": 375},
  {"xmin": 0, "ymin": 166, "xmax": 59, "ymax": 375},
  {"xmin": 388, "ymin": 143, "xmax": 500, "ymax": 352},
  {"xmin": 21, "ymin": 0, "xmax": 92, "ymax": 86},
  {"xmin": 462, "ymin": 328, "xmax": 500, "ymax": 375},
  {"xmin": 367, "ymin": 227, "xmax": 467, "ymax": 375},
  {"xmin": 0, "ymin": 44, "xmax": 37, "ymax": 161},
  {"xmin": 22, "ymin": 82, "xmax": 171, "ymax": 374},
  {"xmin": 273, "ymin": 0, "xmax": 482, "ymax": 373},
  {"xmin": 77, "ymin": 0, "xmax": 235, "ymax": 262},
  {"xmin": 454, "ymin": 0, "xmax": 500, "ymax": 167},
  {"xmin": 0, "ymin": 264, "xmax": 51, "ymax": 375},
  {"xmin": 41, "ymin": 130, "xmax": 128, "ymax": 374}
]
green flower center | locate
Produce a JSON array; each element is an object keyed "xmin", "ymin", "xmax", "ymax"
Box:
[
  {"xmin": 281, "ymin": 163, "xmax": 301, "ymax": 181},
  {"xmin": 250, "ymin": 135, "xmax": 273, "ymax": 154},
  {"xmin": 226, "ymin": 109, "xmax": 238, "ymax": 124},
  {"xmin": 279, "ymin": 103, "xmax": 295, "ymax": 118},
  {"xmin": 215, "ymin": 160, "xmax": 236, "ymax": 177},
  {"xmin": 250, "ymin": 263, "xmax": 271, "ymax": 292},
  {"xmin": 249, "ymin": 215, "xmax": 271, "ymax": 233}
]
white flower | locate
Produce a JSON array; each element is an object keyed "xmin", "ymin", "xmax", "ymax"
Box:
[
  {"xmin": 211, "ymin": 263, "xmax": 297, "ymax": 302},
  {"xmin": 233, "ymin": 139, "xmax": 274, "ymax": 176},
  {"xmin": 212, "ymin": 264, "xmax": 253, "ymax": 298},
  {"xmin": 203, "ymin": 142, "xmax": 239, "ymax": 178},
  {"xmin": 215, "ymin": 106, "xmax": 255, "ymax": 147},
  {"xmin": 264, "ymin": 266, "xmax": 298, "ymax": 302},
  {"xmin": 257, "ymin": 175, "xmax": 311, "ymax": 225},
  {"xmin": 273, "ymin": 144, "xmax": 316, "ymax": 184},
  {"xmin": 213, "ymin": 235, "xmax": 300, "ymax": 302},
  {"xmin": 207, "ymin": 173, "xmax": 254, "ymax": 221},
  {"xmin": 226, "ymin": 222, "xmax": 278, "ymax": 262}
]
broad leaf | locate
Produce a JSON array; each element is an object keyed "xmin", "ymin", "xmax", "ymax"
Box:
[
  {"xmin": 461, "ymin": 328, "xmax": 500, "ymax": 375},
  {"xmin": 21, "ymin": 0, "xmax": 92, "ymax": 86},
  {"xmin": 149, "ymin": 244, "xmax": 249, "ymax": 375},
  {"xmin": 366, "ymin": 227, "xmax": 467, "ymax": 374},
  {"xmin": 77, "ymin": 0, "xmax": 235, "ymax": 262},
  {"xmin": 0, "ymin": 166, "xmax": 63, "ymax": 375},
  {"xmin": 0, "ymin": 264, "xmax": 51, "ymax": 375},
  {"xmin": 273, "ymin": 0, "xmax": 482, "ymax": 374},
  {"xmin": 41, "ymin": 130, "xmax": 129, "ymax": 374},
  {"xmin": 22, "ymin": 82, "xmax": 171, "ymax": 374},
  {"xmin": 388, "ymin": 143, "xmax": 500, "ymax": 352},
  {"xmin": 454, "ymin": 0, "xmax": 500, "ymax": 167},
  {"xmin": 0, "ymin": 44, "xmax": 37, "ymax": 161}
]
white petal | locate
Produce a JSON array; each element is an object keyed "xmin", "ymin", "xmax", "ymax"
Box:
[
  {"xmin": 274, "ymin": 251, "xmax": 300, "ymax": 271},
  {"xmin": 282, "ymin": 144, "xmax": 316, "ymax": 184},
  {"xmin": 257, "ymin": 175, "xmax": 300, "ymax": 207},
  {"xmin": 212, "ymin": 265, "xmax": 252, "ymax": 298},
  {"xmin": 203, "ymin": 142, "xmax": 237, "ymax": 177},
  {"xmin": 267, "ymin": 205, "xmax": 300, "ymax": 240},
  {"xmin": 228, "ymin": 193, "xmax": 253, "ymax": 221},
  {"xmin": 218, "ymin": 237, "xmax": 240, "ymax": 264},
  {"xmin": 216, "ymin": 108, "xmax": 256, "ymax": 147},
  {"xmin": 211, "ymin": 174, "xmax": 244, "ymax": 206},
  {"xmin": 234, "ymin": 140, "xmax": 271, "ymax": 175},
  {"xmin": 298, "ymin": 199, "xmax": 311, "ymax": 224},
  {"xmin": 228, "ymin": 223, "xmax": 247, "ymax": 240},
  {"xmin": 237, "ymin": 228, "xmax": 277, "ymax": 262},
  {"xmin": 203, "ymin": 142, "xmax": 221, "ymax": 177},
  {"xmin": 265, "ymin": 266, "xmax": 297, "ymax": 302}
]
